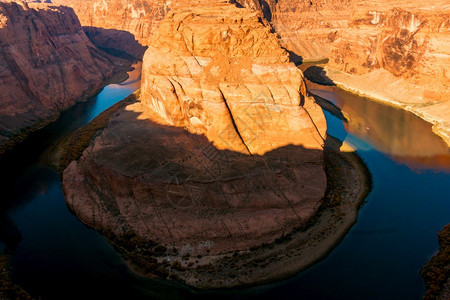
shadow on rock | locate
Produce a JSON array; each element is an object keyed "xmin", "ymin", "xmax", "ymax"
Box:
[
  {"xmin": 303, "ymin": 66, "xmax": 335, "ymax": 86},
  {"xmin": 59, "ymin": 93, "xmax": 371, "ymax": 289},
  {"xmin": 84, "ymin": 26, "xmax": 148, "ymax": 61}
]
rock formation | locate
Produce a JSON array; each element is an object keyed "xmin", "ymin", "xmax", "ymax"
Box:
[
  {"xmin": 140, "ymin": 0, "xmax": 326, "ymax": 155},
  {"xmin": 264, "ymin": 0, "xmax": 450, "ymax": 144},
  {"xmin": 54, "ymin": 0, "xmax": 168, "ymax": 54},
  {"xmin": 0, "ymin": 0, "xmax": 123, "ymax": 155},
  {"xmin": 62, "ymin": 0, "xmax": 332, "ymax": 288},
  {"xmin": 56, "ymin": 0, "xmax": 450, "ymax": 144}
]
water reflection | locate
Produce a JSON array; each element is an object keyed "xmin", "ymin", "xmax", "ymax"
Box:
[
  {"xmin": 0, "ymin": 62, "xmax": 448, "ymax": 299},
  {"xmin": 0, "ymin": 64, "xmax": 142, "ymax": 298},
  {"xmin": 307, "ymin": 80, "xmax": 450, "ymax": 170}
]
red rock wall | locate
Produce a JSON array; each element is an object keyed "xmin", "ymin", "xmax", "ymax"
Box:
[
  {"xmin": 53, "ymin": 0, "xmax": 449, "ymax": 139},
  {"xmin": 55, "ymin": 0, "xmax": 168, "ymax": 47},
  {"xmin": 0, "ymin": 1, "xmax": 116, "ymax": 154}
]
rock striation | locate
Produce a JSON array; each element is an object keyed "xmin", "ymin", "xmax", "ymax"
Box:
[
  {"xmin": 0, "ymin": 0, "xmax": 121, "ymax": 155},
  {"xmin": 54, "ymin": 0, "xmax": 169, "ymax": 47},
  {"xmin": 56, "ymin": 0, "xmax": 450, "ymax": 145},
  {"xmin": 263, "ymin": 0, "xmax": 450, "ymax": 144},
  {"xmin": 140, "ymin": 0, "xmax": 326, "ymax": 155},
  {"xmin": 62, "ymin": 0, "xmax": 331, "ymax": 288}
]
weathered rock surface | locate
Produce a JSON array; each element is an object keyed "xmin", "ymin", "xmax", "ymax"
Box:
[
  {"xmin": 0, "ymin": 0, "xmax": 121, "ymax": 155},
  {"xmin": 264, "ymin": 0, "xmax": 450, "ymax": 144},
  {"xmin": 141, "ymin": 0, "xmax": 326, "ymax": 155},
  {"xmin": 54, "ymin": 0, "xmax": 169, "ymax": 46},
  {"xmin": 56, "ymin": 0, "xmax": 450, "ymax": 145},
  {"xmin": 62, "ymin": 0, "xmax": 329, "ymax": 287}
]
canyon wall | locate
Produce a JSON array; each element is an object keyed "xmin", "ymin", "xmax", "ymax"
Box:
[
  {"xmin": 140, "ymin": 0, "xmax": 326, "ymax": 155},
  {"xmin": 62, "ymin": 0, "xmax": 329, "ymax": 287},
  {"xmin": 54, "ymin": 0, "xmax": 168, "ymax": 55},
  {"xmin": 0, "ymin": 1, "xmax": 119, "ymax": 155},
  {"xmin": 58, "ymin": 0, "xmax": 450, "ymax": 144},
  {"xmin": 265, "ymin": 0, "xmax": 450, "ymax": 143}
]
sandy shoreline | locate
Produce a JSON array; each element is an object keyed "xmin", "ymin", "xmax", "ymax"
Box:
[
  {"xmin": 322, "ymin": 67, "xmax": 450, "ymax": 147},
  {"xmin": 175, "ymin": 139, "xmax": 371, "ymax": 289}
]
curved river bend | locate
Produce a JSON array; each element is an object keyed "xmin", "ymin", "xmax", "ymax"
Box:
[{"xmin": 0, "ymin": 64, "xmax": 448, "ymax": 299}]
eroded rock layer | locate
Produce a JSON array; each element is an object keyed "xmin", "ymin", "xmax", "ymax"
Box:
[
  {"xmin": 54, "ymin": 0, "xmax": 169, "ymax": 47},
  {"xmin": 141, "ymin": 0, "xmax": 326, "ymax": 155},
  {"xmin": 62, "ymin": 0, "xmax": 328, "ymax": 286},
  {"xmin": 266, "ymin": 0, "xmax": 450, "ymax": 144},
  {"xmin": 0, "ymin": 0, "xmax": 117, "ymax": 154},
  {"xmin": 59, "ymin": 0, "xmax": 450, "ymax": 144}
]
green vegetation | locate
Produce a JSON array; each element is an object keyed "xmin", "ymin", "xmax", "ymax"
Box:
[{"xmin": 56, "ymin": 92, "xmax": 138, "ymax": 172}]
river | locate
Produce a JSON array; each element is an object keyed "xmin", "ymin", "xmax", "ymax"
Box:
[{"xmin": 0, "ymin": 64, "xmax": 448, "ymax": 299}]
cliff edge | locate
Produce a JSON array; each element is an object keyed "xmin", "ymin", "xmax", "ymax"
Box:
[{"xmin": 0, "ymin": 1, "xmax": 124, "ymax": 156}]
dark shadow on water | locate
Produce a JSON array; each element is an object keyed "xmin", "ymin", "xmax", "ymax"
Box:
[
  {"xmin": 287, "ymin": 50, "xmax": 303, "ymax": 65},
  {"xmin": 303, "ymin": 65, "xmax": 335, "ymax": 86}
]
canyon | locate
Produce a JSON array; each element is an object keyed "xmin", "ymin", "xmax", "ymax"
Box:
[
  {"xmin": 0, "ymin": 0, "xmax": 132, "ymax": 156},
  {"xmin": 61, "ymin": 0, "xmax": 369, "ymax": 288},
  {"xmin": 57, "ymin": 0, "xmax": 450, "ymax": 145},
  {"xmin": 0, "ymin": 0, "xmax": 447, "ymax": 295}
]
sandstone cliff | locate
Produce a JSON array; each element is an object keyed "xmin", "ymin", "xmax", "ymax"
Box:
[
  {"xmin": 141, "ymin": 0, "xmax": 326, "ymax": 155},
  {"xmin": 0, "ymin": 1, "xmax": 121, "ymax": 155},
  {"xmin": 56, "ymin": 0, "xmax": 450, "ymax": 145},
  {"xmin": 62, "ymin": 0, "xmax": 332, "ymax": 288},
  {"xmin": 71, "ymin": 0, "xmax": 167, "ymax": 46},
  {"xmin": 264, "ymin": 0, "xmax": 450, "ymax": 144}
]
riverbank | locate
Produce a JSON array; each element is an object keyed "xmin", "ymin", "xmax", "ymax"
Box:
[
  {"xmin": 54, "ymin": 92, "xmax": 139, "ymax": 173},
  {"xmin": 321, "ymin": 67, "xmax": 450, "ymax": 147},
  {"xmin": 421, "ymin": 224, "xmax": 450, "ymax": 300},
  {"xmin": 58, "ymin": 91, "xmax": 370, "ymax": 289},
  {"xmin": 0, "ymin": 63, "xmax": 134, "ymax": 160},
  {"xmin": 0, "ymin": 255, "xmax": 32, "ymax": 300},
  {"xmin": 169, "ymin": 138, "xmax": 371, "ymax": 289}
]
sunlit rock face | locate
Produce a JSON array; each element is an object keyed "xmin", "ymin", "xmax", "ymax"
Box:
[
  {"xmin": 57, "ymin": 0, "xmax": 449, "ymax": 105},
  {"xmin": 55, "ymin": 0, "xmax": 169, "ymax": 47},
  {"xmin": 256, "ymin": 0, "xmax": 449, "ymax": 144},
  {"xmin": 63, "ymin": 0, "xmax": 327, "ymax": 267},
  {"xmin": 325, "ymin": 4, "xmax": 450, "ymax": 99},
  {"xmin": 0, "ymin": 0, "xmax": 115, "ymax": 154},
  {"xmin": 141, "ymin": 0, "xmax": 326, "ymax": 155}
]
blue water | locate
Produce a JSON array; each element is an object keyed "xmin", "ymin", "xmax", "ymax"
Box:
[
  {"xmin": 0, "ymin": 66, "xmax": 448, "ymax": 299},
  {"xmin": 242, "ymin": 110, "xmax": 450, "ymax": 299}
]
